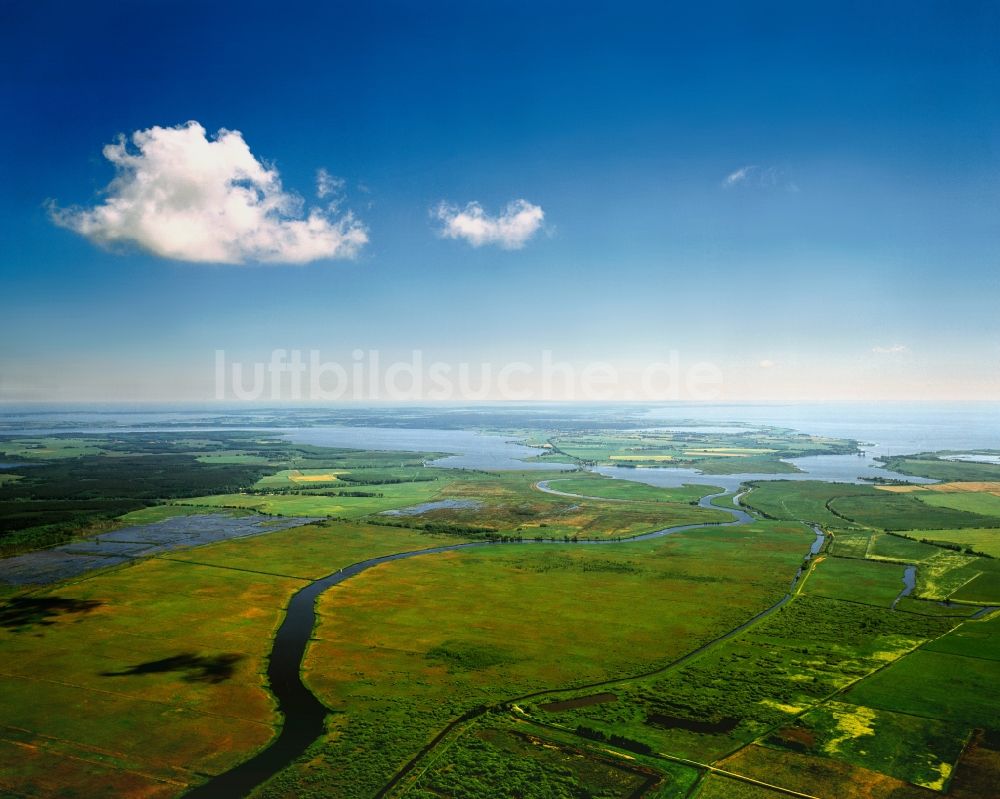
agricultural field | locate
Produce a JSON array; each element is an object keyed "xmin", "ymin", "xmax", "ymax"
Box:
[{"xmin": 802, "ymin": 556, "xmax": 907, "ymax": 607}]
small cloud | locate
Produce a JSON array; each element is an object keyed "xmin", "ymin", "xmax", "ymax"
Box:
[
  {"xmin": 316, "ymin": 168, "xmax": 345, "ymax": 201},
  {"xmin": 49, "ymin": 121, "xmax": 367, "ymax": 265},
  {"xmin": 872, "ymin": 344, "xmax": 908, "ymax": 354},
  {"xmin": 724, "ymin": 165, "xmax": 756, "ymax": 187},
  {"xmin": 758, "ymin": 359, "xmax": 776, "ymax": 369},
  {"xmin": 722, "ymin": 165, "xmax": 797, "ymax": 192},
  {"xmin": 433, "ymin": 199, "xmax": 544, "ymax": 249}
]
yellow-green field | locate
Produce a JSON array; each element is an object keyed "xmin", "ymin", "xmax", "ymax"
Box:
[{"xmin": 0, "ymin": 520, "xmax": 464, "ymax": 798}]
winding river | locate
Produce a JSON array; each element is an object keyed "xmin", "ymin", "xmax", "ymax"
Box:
[{"xmin": 182, "ymin": 485, "xmax": 785, "ymax": 798}]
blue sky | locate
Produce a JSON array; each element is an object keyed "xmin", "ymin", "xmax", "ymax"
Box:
[{"xmin": 1, "ymin": 0, "xmax": 998, "ymax": 401}]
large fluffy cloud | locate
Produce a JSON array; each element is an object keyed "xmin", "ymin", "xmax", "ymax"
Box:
[
  {"xmin": 49, "ymin": 121, "xmax": 367, "ymax": 264},
  {"xmin": 433, "ymin": 199, "xmax": 544, "ymax": 249}
]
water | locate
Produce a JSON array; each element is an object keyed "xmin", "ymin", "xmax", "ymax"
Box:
[
  {"xmin": 0, "ymin": 514, "xmax": 320, "ymax": 585},
  {"xmin": 380, "ymin": 499, "xmax": 483, "ymax": 516},
  {"xmin": 641, "ymin": 402, "xmax": 1000, "ymax": 453},
  {"xmin": 892, "ymin": 565, "xmax": 918, "ymax": 610},
  {"xmin": 944, "ymin": 454, "xmax": 1000, "ymax": 465},
  {"xmin": 592, "ymin": 459, "xmax": 933, "ymax": 493},
  {"xmin": 2, "ymin": 402, "xmax": 997, "ymax": 477}
]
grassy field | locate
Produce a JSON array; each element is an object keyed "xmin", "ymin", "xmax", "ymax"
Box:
[
  {"xmin": 766, "ymin": 700, "xmax": 966, "ymax": 789},
  {"xmin": 548, "ymin": 429, "xmax": 855, "ymax": 474},
  {"xmin": 895, "ymin": 528, "xmax": 1000, "ymax": 557},
  {"xmin": 174, "ymin": 481, "xmax": 443, "ymax": 519},
  {"xmin": 0, "ymin": 520, "xmax": 467, "ymax": 798},
  {"xmin": 881, "ymin": 454, "xmax": 1000, "ymax": 483},
  {"xmin": 925, "ymin": 613, "xmax": 1000, "ymax": 661},
  {"xmin": 868, "ymin": 533, "xmax": 940, "ymax": 561},
  {"xmin": 742, "ymin": 481, "xmax": 873, "ymax": 528},
  {"xmin": 4, "ymin": 434, "xmax": 1000, "ymax": 799},
  {"xmin": 252, "ymin": 521, "xmax": 815, "ymax": 798},
  {"xmin": 844, "ymin": 649, "xmax": 1000, "ymax": 729},
  {"xmin": 716, "ymin": 743, "xmax": 938, "ymax": 799},
  {"xmin": 408, "ymin": 720, "xmax": 694, "ymax": 798},
  {"xmin": 534, "ymin": 595, "xmax": 951, "ymax": 765},
  {"xmin": 175, "ymin": 468, "xmax": 731, "ymax": 541},
  {"xmin": 539, "ymin": 475, "xmax": 719, "ymax": 503},
  {"xmin": 743, "ymin": 479, "xmax": 1000, "ymax": 531},
  {"xmin": 916, "ymin": 490, "xmax": 1000, "ymax": 518},
  {"xmin": 803, "ymin": 556, "xmax": 907, "ymax": 607}
]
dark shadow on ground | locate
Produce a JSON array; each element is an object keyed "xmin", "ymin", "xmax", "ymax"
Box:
[
  {"xmin": 0, "ymin": 597, "xmax": 103, "ymax": 631},
  {"xmin": 102, "ymin": 653, "xmax": 244, "ymax": 683}
]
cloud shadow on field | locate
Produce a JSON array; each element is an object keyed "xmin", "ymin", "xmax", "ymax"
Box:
[
  {"xmin": 101, "ymin": 652, "xmax": 244, "ymax": 683},
  {"xmin": 0, "ymin": 597, "xmax": 103, "ymax": 632}
]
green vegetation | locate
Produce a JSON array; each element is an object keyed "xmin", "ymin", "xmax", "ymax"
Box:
[
  {"xmin": 803, "ymin": 557, "xmax": 907, "ymax": 607},
  {"xmin": 881, "ymin": 453, "xmax": 1000, "ymax": 482},
  {"xmin": 2, "ymin": 431, "xmax": 1000, "ymax": 799},
  {"xmin": 916, "ymin": 490, "xmax": 1000, "ymax": 518},
  {"xmin": 548, "ymin": 428, "xmax": 856, "ymax": 474},
  {"xmin": 745, "ymin": 480, "xmax": 1000, "ymax": 532},
  {"xmin": 868, "ymin": 533, "xmax": 940, "ymax": 562},
  {"xmin": 845, "ymin": 649, "xmax": 1000, "ymax": 729},
  {"xmin": 0, "ymin": 519, "xmax": 464, "ymax": 797},
  {"xmin": 408, "ymin": 722, "xmax": 688, "ymax": 798},
  {"xmin": 533, "ymin": 596, "xmax": 950, "ymax": 764},
  {"xmin": 766, "ymin": 701, "xmax": 966, "ymax": 789},
  {"xmin": 540, "ymin": 475, "xmax": 718, "ymax": 503},
  {"xmin": 256, "ymin": 521, "xmax": 814, "ymax": 798},
  {"xmin": 896, "ymin": 528, "xmax": 1000, "ymax": 557},
  {"xmin": 0, "ymin": 432, "xmax": 439, "ymax": 556}
]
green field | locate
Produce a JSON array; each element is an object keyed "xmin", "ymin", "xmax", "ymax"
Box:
[
  {"xmin": 916, "ymin": 490, "xmax": 1000, "ymax": 518},
  {"xmin": 925, "ymin": 613, "xmax": 1000, "ymax": 661},
  {"xmin": 0, "ymin": 519, "xmax": 466, "ymax": 798},
  {"xmin": 548, "ymin": 429, "xmax": 855, "ymax": 474},
  {"xmin": 255, "ymin": 521, "xmax": 815, "ymax": 797},
  {"xmin": 803, "ymin": 556, "xmax": 907, "ymax": 607},
  {"xmin": 539, "ymin": 475, "xmax": 719, "ymax": 503},
  {"xmin": 744, "ymin": 479, "xmax": 1000, "ymax": 532},
  {"xmin": 882, "ymin": 454, "xmax": 1000, "ymax": 483},
  {"xmin": 845, "ymin": 649, "xmax": 1000, "ymax": 729},
  {"xmin": 898, "ymin": 528, "xmax": 1000, "ymax": 557},
  {"xmin": 767, "ymin": 701, "xmax": 966, "ymax": 789}
]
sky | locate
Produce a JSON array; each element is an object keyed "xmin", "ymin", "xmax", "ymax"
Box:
[{"xmin": 1, "ymin": 0, "xmax": 998, "ymax": 402}]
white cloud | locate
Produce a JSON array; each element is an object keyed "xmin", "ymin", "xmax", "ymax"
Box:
[
  {"xmin": 50, "ymin": 121, "xmax": 367, "ymax": 265},
  {"xmin": 723, "ymin": 165, "xmax": 798, "ymax": 192},
  {"xmin": 434, "ymin": 199, "xmax": 544, "ymax": 249},
  {"xmin": 758, "ymin": 359, "xmax": 776, "ymax": 369},
  {"xmin": 724, "ymin": 165, "xmax": 756, "ymax": 187},
  {"xmin": 872, "ymin": 344, "xmax": 908, "ymax": 354},
  {"xmin": 316, "ymin": 168, "xmax": 345, "ymax": 201}
]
